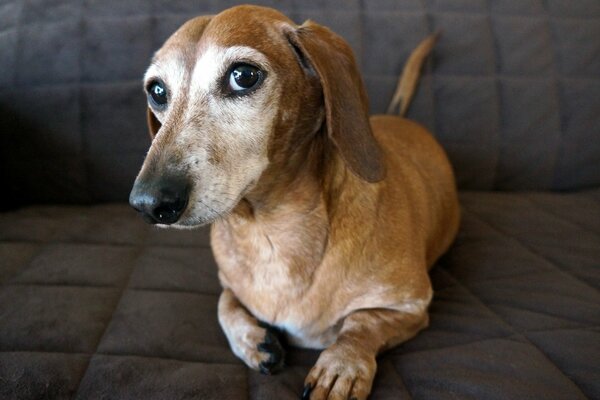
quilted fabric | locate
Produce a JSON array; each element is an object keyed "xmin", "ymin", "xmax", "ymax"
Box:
[
  {"xmin": 1, "ymin": 0, "xmax": 600, "ymax": 207},
  {"xmin": 1, "ymin": 1, "xmax": 599, "ymax": 399},
  {"xmin": 1, "ymin": 190, "xmax": 599, "ymax": 399}
]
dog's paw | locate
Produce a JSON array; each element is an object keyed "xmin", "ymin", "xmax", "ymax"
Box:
[
  {"xmin": 301, "ymin": 343, "xmax": 376, "ymax": 400},
  {"xmin": 231, "ymin": 324, "xmax": 285, "ymax": 374},
  {"xmin": 257, "ymin": 327, "xmax": 285, "ymax": 375}
]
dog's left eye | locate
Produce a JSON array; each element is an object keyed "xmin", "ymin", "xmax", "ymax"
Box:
[
  {"xmin": 229, "ymin": 64, "xmax": 262, "ymax": 92},
  {"xmin": 147, "ymin": 80, "xmax": 168, "ymax": 107}
]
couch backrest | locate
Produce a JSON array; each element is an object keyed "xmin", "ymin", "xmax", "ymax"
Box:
[{"xmin": 1, "ymin": 0, "xmax": 599, "ymax": 206}]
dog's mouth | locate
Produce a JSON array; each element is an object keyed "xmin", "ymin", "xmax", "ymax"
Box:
[
  {"xmin": 130, "ymin": 167, "xmax": 262, "ymax": 229},
  {"xmin": 169, "ymin": 179, "xmax": 258, "ymax": 228},
  {"xmin": 170, "ymin": 197, "xmax": 223, "ymax": 228}
]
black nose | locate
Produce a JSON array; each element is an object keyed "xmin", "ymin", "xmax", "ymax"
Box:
[{"xmin": 129, "ymin": 176, "xmax": 189, "ymax": 225}]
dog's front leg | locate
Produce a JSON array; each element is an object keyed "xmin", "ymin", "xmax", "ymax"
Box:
[
  {"xmin": 303, "ymin": 308, "xmax": 429, "ymax": 400},
  {"xmin": 218, "ymin": 288, "xmax": 285, "ymax": 374}
]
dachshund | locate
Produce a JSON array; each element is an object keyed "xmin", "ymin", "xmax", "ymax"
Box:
[{"xmin": 130, "ymin": 6, "xmax": 460, "ymax": 399}]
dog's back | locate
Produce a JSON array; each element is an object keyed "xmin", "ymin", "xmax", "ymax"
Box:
[{"xmin": 371, "ymin": 115, "xmax": 460, "ymax": 267}]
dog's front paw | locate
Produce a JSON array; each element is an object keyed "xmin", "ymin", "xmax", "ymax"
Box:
[
  {"xmin": 230, "ymin": 325, "xmax": 285, "ymax": 375},
  {"xmin": 257, "ymin": 327, "xmax": 285, "ymax": 375},
  {"xmin": 302, "ymin": 343, "xmax": 376, "ymax": 400}
]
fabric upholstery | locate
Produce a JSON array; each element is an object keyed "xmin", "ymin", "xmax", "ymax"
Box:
[
  {"xmin": 1, "ymin": 0, "xmax": 600, "ymax": 208},
  {"xmin": 1, "ymin": 1, "xmax": 599, "ymax": 399},
  {"xmin": 0, "ymin": 190, "xmax": 599, "ymax": 399}
]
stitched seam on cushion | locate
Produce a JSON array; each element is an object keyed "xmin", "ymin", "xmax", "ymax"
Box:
[
  {"xmin": 95, "ymin": 351, "xmax": 238, "ymax": 366},
  {"xmin": 440, "ymin": 269, "xmax": 558, "ymax": 285},
  {"xmin": 0, "ymin": 238, "xmax": 212, "ymax": 249},
  {"xmin": 482, "ymin": 302, "xmax": 597, "ymax": 329},
  {"xmin": 457, "ymin": 206, "xmax": 598, "ymax": 395},
  {"xmin": 4, "ymin": 265, "xmax": 215, "ymax": 292},
  {"xmin": 363, "ymin": 74, "xmax": 600, "ymax": 80},
  {"xmin": 77, "ymin": 12, "xmax": 91, "ymax": 204},
  {"xmin": 458, "ymin": 208, "xmax": 600, "ymax": 326},
  {"xmin": 523, "ymin": 195, "xmax": 600, "ymax": 236},
  {"xmin": 462, "ymin": 207, "xmax": 600, "ymax": 295},
  {"xmin": 521, "ymin": 330, "xmax": 599, "ymax": 399},
  {"xmin": 524, "ymin": 325, "xmax": 600, "ymax": 334},
  {"xmin": 0, "ymin": 242, "xmax": 47, "ymax": 284},
  {"xmin": 430, "ymin": 280, "xmax": 594, "ymax": 329},
  {"xmin": 424, "ymin": 11, "xmax": 436, "ymax": 136},
  {"xmin": 5, "ymin": 73, "xmax": 596, "ymax": 91},
  {"xmin": 391, "ymin": 333, "xmax": 521, "ymax": 358},
  {"xmin": 358, "ymin": 0, "xmax": 365, "ymax": 75},
  {"xmin": 0, "ymin": 349, "xmax": 244, "ymax": 367},
  {"xmin": 10, "ymin": 325, "xmax": 593, "ymax": 367},
  {"xmin": 486, "ymin": 0, "xmax": 503, "ymax": 190},
  {"xmin": 584, "ymin": 191, "xmax": 600, "ymax": 206},
  {"xmin": 442, "ymin": 267, "xmax": 590, "ymax": 398},
  {"xmin": 127, "ymin": 287, "xmax": 219, "ymax": 296},
  {"xmin": 0, "ymin": 350, "xmax": 90, "ymax": 356},
  {"xmin": 12, "ymin": 1, "xmax": 24, "ymax": 87},
  {"xmin": 457, "ymin": 285, "xmax": 590, "ymax": 399},
  {"xmin": 72, "ymin": 245, "xmax": 145, "ymax": 398},
  {"xmin": 6, "ymin": 282, "xmax": 117, "ymax": 289},
  {"xmin": 541, "ymin": 0, "xmax": 568, "ymax": 190}
]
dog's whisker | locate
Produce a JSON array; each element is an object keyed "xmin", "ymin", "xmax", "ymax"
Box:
[{"xmin": 195, "ymin": 198, "xmax": 222, "ymax": 216}]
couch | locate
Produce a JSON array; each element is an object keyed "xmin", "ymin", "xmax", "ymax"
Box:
[{"xmin": 1, "ymin": 0, "xmax": 598, "ymax": 399}]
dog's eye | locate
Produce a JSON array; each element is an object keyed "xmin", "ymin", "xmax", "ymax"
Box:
[
  {"xmin": 229, "ymin": 64, "xmax": 261, "ymax": 92},
  {"xmin": 148, "ymin": 80, "xmax": 168, "ymax": 107}
]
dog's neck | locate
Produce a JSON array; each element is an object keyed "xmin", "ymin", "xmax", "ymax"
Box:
[
  {"xmin": 218, "ymin": 124, "xmax": 370, "ymax": 284},
  {"xmin": 232, "ymin": 125, "xmax": 349, "ymax": 222},
  {"xmin": 212, "ymin": 129, "xmax": 329, "ymax": 279}
]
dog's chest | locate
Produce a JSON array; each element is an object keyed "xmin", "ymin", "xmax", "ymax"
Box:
[{"xmin": 211, "ymin": 209, "xmax": 331, "ymax": 337}]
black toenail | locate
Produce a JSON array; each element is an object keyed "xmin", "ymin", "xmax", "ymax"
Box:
[
  {"xmin": 301, "ymin": 383, "xmax": 312, "ymax": 400},
  {"xmin": 259, "ymin": 360, "xmax": 275, "ymax": 375}
]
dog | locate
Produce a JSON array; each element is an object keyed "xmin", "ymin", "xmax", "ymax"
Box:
[{"xmin": 130, "ymin": 5, "xmax": 460, "ymax": 399}]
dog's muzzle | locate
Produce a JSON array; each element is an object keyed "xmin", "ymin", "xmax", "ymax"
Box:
[{"xmin": 129, "ymin": 176, "xmax": 189, "ymax": 225}]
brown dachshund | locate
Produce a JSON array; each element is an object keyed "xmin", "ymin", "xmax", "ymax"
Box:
[{"xmin": 130, "ymin": 5, "xmax": 460, "ymax": 399}]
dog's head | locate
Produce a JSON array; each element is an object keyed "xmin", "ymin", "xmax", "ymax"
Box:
[{"xmin": 129, "ymin": 5, "xmax": 384, "ymax": 227}]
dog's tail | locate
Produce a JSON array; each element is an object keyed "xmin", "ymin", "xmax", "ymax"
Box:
[{"xmin": 386, "ymin": 32, "xmax": 440, "ymax": 117}]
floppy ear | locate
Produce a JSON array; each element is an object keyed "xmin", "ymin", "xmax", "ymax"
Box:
[
  {"xmin": 146, "ymin": 108, "xmax": 161, "ymax": 139},
  {"xmin": 287, "ymin": 21, "xmax": 385, "ymax": 182}
]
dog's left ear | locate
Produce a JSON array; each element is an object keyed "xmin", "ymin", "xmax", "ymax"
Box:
[
  {"xmin": 286, "ymin": 21, "xmax": 385, "ymax": 182},
  {"xmin": 146, "ymin": 108, "xmax": 161, "ymax": 140}
]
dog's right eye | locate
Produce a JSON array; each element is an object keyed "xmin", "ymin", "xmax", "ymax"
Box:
[
  {"xmin": 147, "ymin": 80, "xmax": 168, "ymax": 107},
  {"xmin": 226, "ymin": 63, "xmax": 263, "ymax": 95}
]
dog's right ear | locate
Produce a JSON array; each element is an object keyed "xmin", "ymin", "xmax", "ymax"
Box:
[{"xmin": 147, "ymin": 108, "xmax": 161, "ymax": 139}]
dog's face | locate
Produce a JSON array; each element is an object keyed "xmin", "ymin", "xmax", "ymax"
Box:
[{"xmin": 130, "ymin": 6, "xmax": 384, "ymax": 227}]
